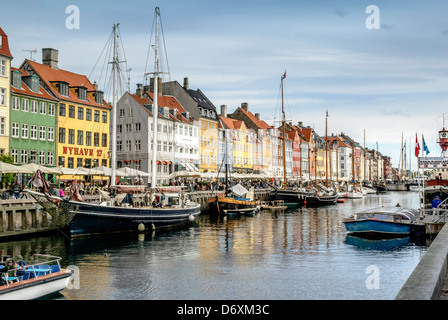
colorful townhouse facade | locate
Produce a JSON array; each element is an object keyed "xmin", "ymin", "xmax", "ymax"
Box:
[
  {"xmin": 0, "ymin": 27, "xmax": 13, "ymax": 154},
  {"xmin": 9, "ymin": 67, "xmax": 58, "ymax": 166},
  {"xmin": 22, "ymin": 49, "xmax": 111, "ymax": 174}
]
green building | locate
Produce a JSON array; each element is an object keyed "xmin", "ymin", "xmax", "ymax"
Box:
[{"xmin": 10, "ymin": 67, "xmax": 58, "ymax": 167}]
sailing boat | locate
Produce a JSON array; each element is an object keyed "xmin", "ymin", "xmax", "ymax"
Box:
[
  {"xmin": 208, "ymin": 129, "xmax": 260, "ymax": 216},
  {"xmin": 27, "ymin": 9, "xmax": 201, "ymax": 237},
  {"xmin": 269, "ymin": 71, "xmax": 310, "ymax": 206},
  {"xmin": 303, "ymin": 111, "xmax": 338, "ymax": 206}
]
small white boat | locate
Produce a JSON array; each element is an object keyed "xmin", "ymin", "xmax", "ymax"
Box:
[
  {"xmin": 346, "ymin": 191, "xmax": 363, "ymax": 199},
  {"xmin": 0, "ymin": 254, "xmax": 71, "ymax": 300}
]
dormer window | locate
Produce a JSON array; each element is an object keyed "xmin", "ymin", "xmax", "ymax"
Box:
[
  {"xmin": 59, "ymin": 81, "xmax": 69, "ymax": 96},
  {"xmin": 78, "ymin": 87, "xmax": 87, "ymax": 100},
  {"xmin": 31, "ymin": 75, "xmax": 39, "ymax": 93},
  {"xmin": 12, "ymin": 70, "xmax": 21, "ymax": 89},
  {"xmin": 95, "ymin": 90, "xmax": 103, "ymax": 104}
]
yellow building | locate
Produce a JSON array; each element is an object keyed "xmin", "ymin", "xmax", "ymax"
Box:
[
  {"xmin": 199, "ymin": 118, "xmax": 219, "ymax": 172},
  {"xmin": 23, "ymin": 49, "xmax": 110, "ymax": 177},
  {"xmin": 0, "ymin": 27, "xmax": 13, "ymax": 154},
  {"xmin": 219, "ymin": 116, "xmax": 253, "ymax": 173}
]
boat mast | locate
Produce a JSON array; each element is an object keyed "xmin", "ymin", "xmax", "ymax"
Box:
[
  {"xmin": 111, "ymin": 23, "xmax": 119, "ymax": 187},
  {"xmin": 352, "ymin": 142, "xmax": 355, "ymax": 192},
  {"xmin": 151, "ymin": 7, "xmax": 161, "ymax": 189},
  {"xmin": 281, "ymin": 72, "xmax": 287, "ymax": 190},
  {"xmin": 325, "ymin": 110, "xmax": 328, "ymax": 188}
]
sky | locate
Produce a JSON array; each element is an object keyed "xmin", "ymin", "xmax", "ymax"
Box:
[{"xmin": 2, "ymin": 0, "xmax": 448, "ymax": 168}]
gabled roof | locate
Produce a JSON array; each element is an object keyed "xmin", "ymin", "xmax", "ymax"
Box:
[
  {"xmin": 0, "ymin": 27, "xmax": 13, "ymax": 59},
  {"xmin": 24, "ymin": 59, "xmax": 109, "ymax": 109},
  {"xmin": 129, "ymin": 92, "xmax": 193, "ymax": 124},
  {"xmin": 145, "ymin": 92, "xmax": 193, "ymax": 124},
  {"xmin": 236, "ymin": 107, "xmax": 272, "ymax": 130},
  {"xmin": 324, "ymin": 136, "xmax": 351, "ymax": 148},
  {"xmin": 10, "ymin": 67, "xmax": 58, "ymax": 102}
]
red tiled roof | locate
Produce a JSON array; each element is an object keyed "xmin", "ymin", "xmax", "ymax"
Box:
[
  {"xmin": 237, "ymin": 107, "xmax": 272, "ymax": 130},
  {"xmin": 25, "ymin": 59, "xmax": 109, "ymax": 109},
  {"xmin": 0, "ymin": 27, "xmax": 13, "ymax": 59},
  {"xmin": 10, "ymin": 67, "xmax": 58, "ymax": 101},
  {"xmin": 129, "ymin": 92, "xmax": 192, "ymax": 124}
]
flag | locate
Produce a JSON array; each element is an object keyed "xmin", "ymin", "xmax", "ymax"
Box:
[
  {"xmin": 415, "ymin": 133, "xmax": 420, "ymax": 157},
  {"xmin": 423, "ymin": 135, "xmax": 430, "ymax": 156},
  {"xmin": 281, "ymin": 70, "xmax": 286, "ymax": 80}
]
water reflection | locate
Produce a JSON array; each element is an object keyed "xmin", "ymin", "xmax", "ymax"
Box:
[{"xmin": 0, "ymin": 192, "xmax": 430, "ymax": 300}]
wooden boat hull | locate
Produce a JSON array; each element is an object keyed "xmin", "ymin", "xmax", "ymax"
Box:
[
  {"xmin": 343, "ymin": 219, "xmax": 411, "ymax": 236},
  {"xmin": 208, "ymin": 196, "xmax": 260, "ymax": 216},
  {"xmin": 67, "ymin": 201, "xmax": 201, "ymax": 236},
  {"xmin": 0, "ymin": 271, "xmax": 71, "ymax": 300}
]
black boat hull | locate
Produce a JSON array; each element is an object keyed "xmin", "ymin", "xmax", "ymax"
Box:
[
  {"xmin": 68, "ymin": 201, "xmax": 201, "ymax": 236},
  {"xmin": 305, "ymin": 195, "xmax": 338, "ymax": 206},
  {"xmin": 269, "ymin": 189, "xmax": 308, "ymax": 206}
]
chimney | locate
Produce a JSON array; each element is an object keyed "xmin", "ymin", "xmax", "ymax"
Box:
[
  {"xmin": 298, "ymin": 121, "xmax": 303, "ymax": 127},
  {"xmin": 183, "ymin": 77, "xmax": 189, "ymax": 90},
  {"xmin": 241, "ymin": 102, "xmax": 248, "ymax": 112},
  {"xmin": 93, "ymin": 81, "xmax": 98, "ymax": 90},
  {"xmin": 255, "ymin": 113, "xmax": 260, "ymax": 120},
  {"xmin": 220, "ymin": 105, "xmax": 227, "ymax": 117},
  {"xmin": 42, "ymin": 48, "xmax": 59, "ymax": 70},
  {"xmin": 150, "ymin": 77, "xmax": 162, "ymax": 96},
  {"xmin": 136, "ymin": 83, "xmax": 143, "ymax": 97}
]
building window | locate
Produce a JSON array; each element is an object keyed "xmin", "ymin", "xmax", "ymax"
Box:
[
  {"xmin": 39, "ymin": 151, "xmax": 46, "ymax": 165},
  {"xmin": 102, "ymin": 133, "xmax": 107, "ymax": 147},
  {"xmin": 0, "ymin": 117, "xmax": 5, "ymax": 135},
  {"xmin": 59, "ymin": 128, "xmax": 66, "ymax": 143},
  {"xmin": 31, "ymin": 100, "xmax": 38, "ymax": 113},
  {"xmin": 12, "ymin": 97, "xmax": 20, "ymax": 110},
  {"xmin": 126, "ymin": 141, "xmax": 131, "ymax": 151},
  {"xmin": 68, "ymin": 129, "xmax": 75, "ymax": 144},
  {"xmin": 59, "ymin": 82, "xmax": 69, "ymax": 96},
  {"xmin": 94, "ymin": 110, "xmax": 100, "ymax": 122},
  {"xmin": 48, "ymin": 103, "xmax": 55, "ymax": 116},
  {"xmin": 78, "ymin": 87, "xmax": 87, "ymax": 100},
  {"xmin": 48, "ymin": 127, "xmax": 54, "ymax": 141},
  {"xmin": 86, "ymin": 131, "xmax": 92, "ymax": 146},
  {"xmin": 77, "ymin": 158, "xmax": 83, "ymax": 168},
  {"xmin": 58, "ymin": 156, "xmax": 65, "ymax": 166},
  {"xmin": 77, "ymin": 130, "xmax": 83, "ymax": 145},
  {"xmin": 126, "ymin": 124, "xmax": 132, "ymax": 132},
  {"xmin": 31, "ymin": 76, "xmax": 39, "ymax": 92},
  {"xmin": 68, "ymin": 157, "xmax": 74, "ymax": 168},
  {"xmin": 40, "ymin": 101, "xmax": 47, "ymax": 114},
  {"xmin": 30, "ymin": 125, "xmax": 37, "ymax": 140},
  {"xmin": 94, "ymin": 132, "xmax": 99, "ymax": 147},
  {"xmin": 102, "ymin": 111, "xmax": 107, "ymax": 123},
  {"xmin": 95, "ymin": 91, "xmax": 104, "ymax": 104},
  {"xmin": 78, "ymin": 107, "xmax": 84, "ymax": 120},
  {"xmin": 136, "ymin": 140, "xmax": 141, "ymax": 151},
  {"xmin": 135, "ymin": 123, "xmax": 141, "ymax": 132},
  {"xmin": 11, "ymin": 149, "xmax": 18, "ymax": 164},
  {"xmin": 22, "ymin": 99, "xmax": 29, "ymax": 112},
  {"xmin": 0, "ymin": 59, "xmax": 6, "ymax": 76},
  {"xmin": 21, "ymin": 149, "xmax": 28, "ymax": 164},
  {"xmin": 69, "ymin": 105, "xmax": 75, "ymax": 118},
  {"xmin": 39, "ymin": 126, "xmax": 46, "ymax": 141},
  {"xmin": 47, "ymin": 152, "xmax": 54, "ymax": 166},
  {"xmin": 59, "ymin": 103, "xmax": 66, "ymax": 116},
  {"xmin": 117, "ymin": 140, "xmax": 122, "ymax": 152},
  {"xmin": 86, "ymin": 109, "xmax": 92, "ymax": 121},
  {"xmin": 21, "ymin": 123, "xmax": 29, "ymax": 139},
  {"xmin": 11, "ymin": 122, "xmax": 19, "ymax": 138},
  {"xmin": 0, "ymin": 88, "xmax": 5, "ymax": 105}
]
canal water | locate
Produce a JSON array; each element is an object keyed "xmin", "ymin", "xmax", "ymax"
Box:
[{"xmin": 1, "ymin": 191, "xmax": 431, "ymax": 300}]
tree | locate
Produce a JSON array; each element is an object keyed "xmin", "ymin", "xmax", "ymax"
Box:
[{"xmin": 0, "ymin": 154, "xmax": 15, "ymax": 186}]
